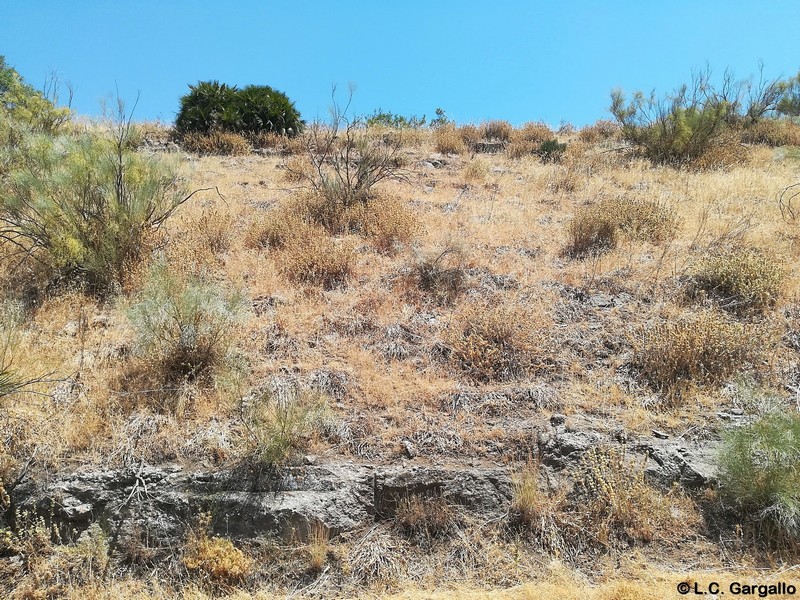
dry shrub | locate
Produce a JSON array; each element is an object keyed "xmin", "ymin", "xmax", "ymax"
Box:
[
  {"xmin": 185, "ymin": 206, "xmax": 234, "ymax": 255},
  {"xmin": 616, "ymin": 198, "xmax": 678, "ymax": 242},
  {"xmin": 567, "ymin": 203, "xmax": 620, "ymax": 256},
  {"xmin": 687, "ymin": 246, "xmax": 785, "ymax": 314},
  {"xmin": 434, "ymin": 124, "xmax": 468, "ymax": 155},
  {"xmin": 0, "ymin": 509, "xmax": 110, "ymax": 599},
  {"xmin": 360, "ymin": 195, "xmax": 420, "ymax": 253},
  {"xmin": 463, "ymin": 157, "xmax": 490, "ymax": 182},
  {"xmin": 446, "ymin": 298, "xmax": 553, "ymax": 382},
  {"xmin": 689, "ymin": 132, "xmax": 749, "ymax": 170},
  {"xmin": 245, "ymin": 204, "xmax": 313, "ymax": 250},
  {"xmin": 548, "ymin": 165, "xmax": 580, "ymax": 193},
  {"xmin": 512, "ymin": 452, "xmax": 698, "ymax": 553},
  {"xmin": 480, "ymin": 120, "xmax": 513, "ymax": 142},
  {"xmin": 506, "ymin": 140, "xmax": 540, "ymax": 160},
  {"xmin": 279, "ymin": 227, "xmax": 353, "ymax": 289},
  {"xmin": 282, "ymin": 155, "xmax": 315, "ymax": 183},
  {"xmin": 578, "ymin": 119, "xmax": 621, "ymax": 143},
  {"xmin": 247, "ymin": 130, "xmax": 285, "ymax": 150},
  {"xmin": 416, "ymin": 245, "xmax": 467, "ymax": 305},
  {"xmin": 633, "ymin": 310, "xmax": 764, "ymax": 399},
  {"xmin": 574, "ymin": 446, "xmax": 700, "ymax": 547},
  {"xmin": 183, "ymin": 513, "xmax": 251, "ymax": 585},
  {"xmin": 512, "ymin": 121, "xmax": 554, "ymax": 144},
  {"xmin": 395, "ymin": 494, "xmax": 455, "ymax": 540},
  {"xmin": 740, "ymin": 119, "xmax": 800, "ymax": 147},
  {"xmin": 180, "ymin": 131, "xmax": 251, "ymax": 156},
  {"xmin": 346, "ymin": 526, "xmax": 406, "ymax": 585},
  {"xmin": 568, "ymin": 198, "xmax": 677, "ymax": 256},
  {"xmin": 458, "ymin": 124, "xmax": 482, "ymax": 148},
  {"xmin": 287, "ymin": 192, "xmax": 365, "ymax": 236}
]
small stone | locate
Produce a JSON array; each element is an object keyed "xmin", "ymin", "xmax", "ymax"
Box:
[
  {"xmin": 402, "ymin": 440, "xmax": 417, "ymax": 459},
  {"xmin": 652, "ymin": 429, "xmax": 670, "ymax": 439},
  {"xmin": 62, "ymin": 321, "xmax": 81, "ymax": 337},
  {"xmin": 303, "ymin": 455, "xmax": 318, "ymax": 466},
  {"xmin": 90, "ymin": 315, "xmax": 111, "ymax": 328}
]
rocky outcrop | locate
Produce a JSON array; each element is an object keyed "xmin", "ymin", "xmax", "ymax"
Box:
[
  {"xmin": 10, "ymin": 463, "xmax": 514, "ymax": 549},
  {"xmin": 8, "ymin": 426, "xmax": 720, "ymax": 551}
]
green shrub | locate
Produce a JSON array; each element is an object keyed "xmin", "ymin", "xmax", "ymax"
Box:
[
  {"xmin": 537, "ymin": 139, "xmax": 567, "ymax": 163},
  {"xmin": 718, "ymin": 411, "xmax": 800, "ymax": 546},
  {"xmin": 126, "ymin": 263, "xmax": 247, "ymax": 385},
  {"xmin": 242, "ymin": 384, "xmax": 328, "ymax": 466},
  {"xmin": 610, "ymin": 67, "xmax": 788, "ymax": 167},
  {"xmin": 0, "ymin": 118, "xmax": 187, "ymax": 294},
  {"xmin": 687, "ymin": 246, "xmax": 785, "ymax": 314},
  {"xmin": 611, "ymin": 87, "xmax": 731, "ymax": 166},
  {"xmin": 366, "ymin": 109, "xmax": 426, "ymax": 129},
  {"xmin": 175, "ymin": 80, "xmax": 303, "ymax": 137},
  {"xmin": 0, "ymin": 56, "xmax": 69, "ymax": 137}
]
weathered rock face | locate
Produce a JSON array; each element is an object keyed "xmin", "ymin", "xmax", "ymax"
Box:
[
  {"xmin": 8, "ymin": 426, "xmax": 720, "ymax": 552},
  {"xmin": 10, "ymin": 463, "xmax": 514, "ymax": 549}
]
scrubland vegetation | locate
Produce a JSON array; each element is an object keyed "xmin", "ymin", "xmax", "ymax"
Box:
[{"xmin": 3, "ymin": 60, "xmax": 800, "ymax": 597}]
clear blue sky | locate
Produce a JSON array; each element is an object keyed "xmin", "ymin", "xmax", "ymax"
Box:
[{"xmin": 3, "ymin": 1, "xmax": 799, "ymax": 127}]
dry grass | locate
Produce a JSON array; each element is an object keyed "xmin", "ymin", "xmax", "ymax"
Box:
[
  {"xmin": 633, "ymin": 310, "xmax": 769, "ymax": 401},
  {"xmin": 278, "ymin": 227, "xmax": 354, "ymax": 289},
  {"xmin": 434, "ymin": 124, "xmax": 468, "ymax": 155},
  {"xmin": 446, "ymin": 298, "xmax": 554, "ymax": 382},
  {"xmin": 182, "ymin": 514, "xmax": 251, "ymax": 585},
  {"xmin": 180, "ymin": 131, "xmax": 252, "ymax": 155},
  {"xmin": 687, "ymin": 245, "xmax": 786, "ymax": 314}
]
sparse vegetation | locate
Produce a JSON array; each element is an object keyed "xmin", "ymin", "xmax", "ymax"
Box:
[{"xmin": 5, "ymin": 56, "xmax": 800, "ymax": 598}]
